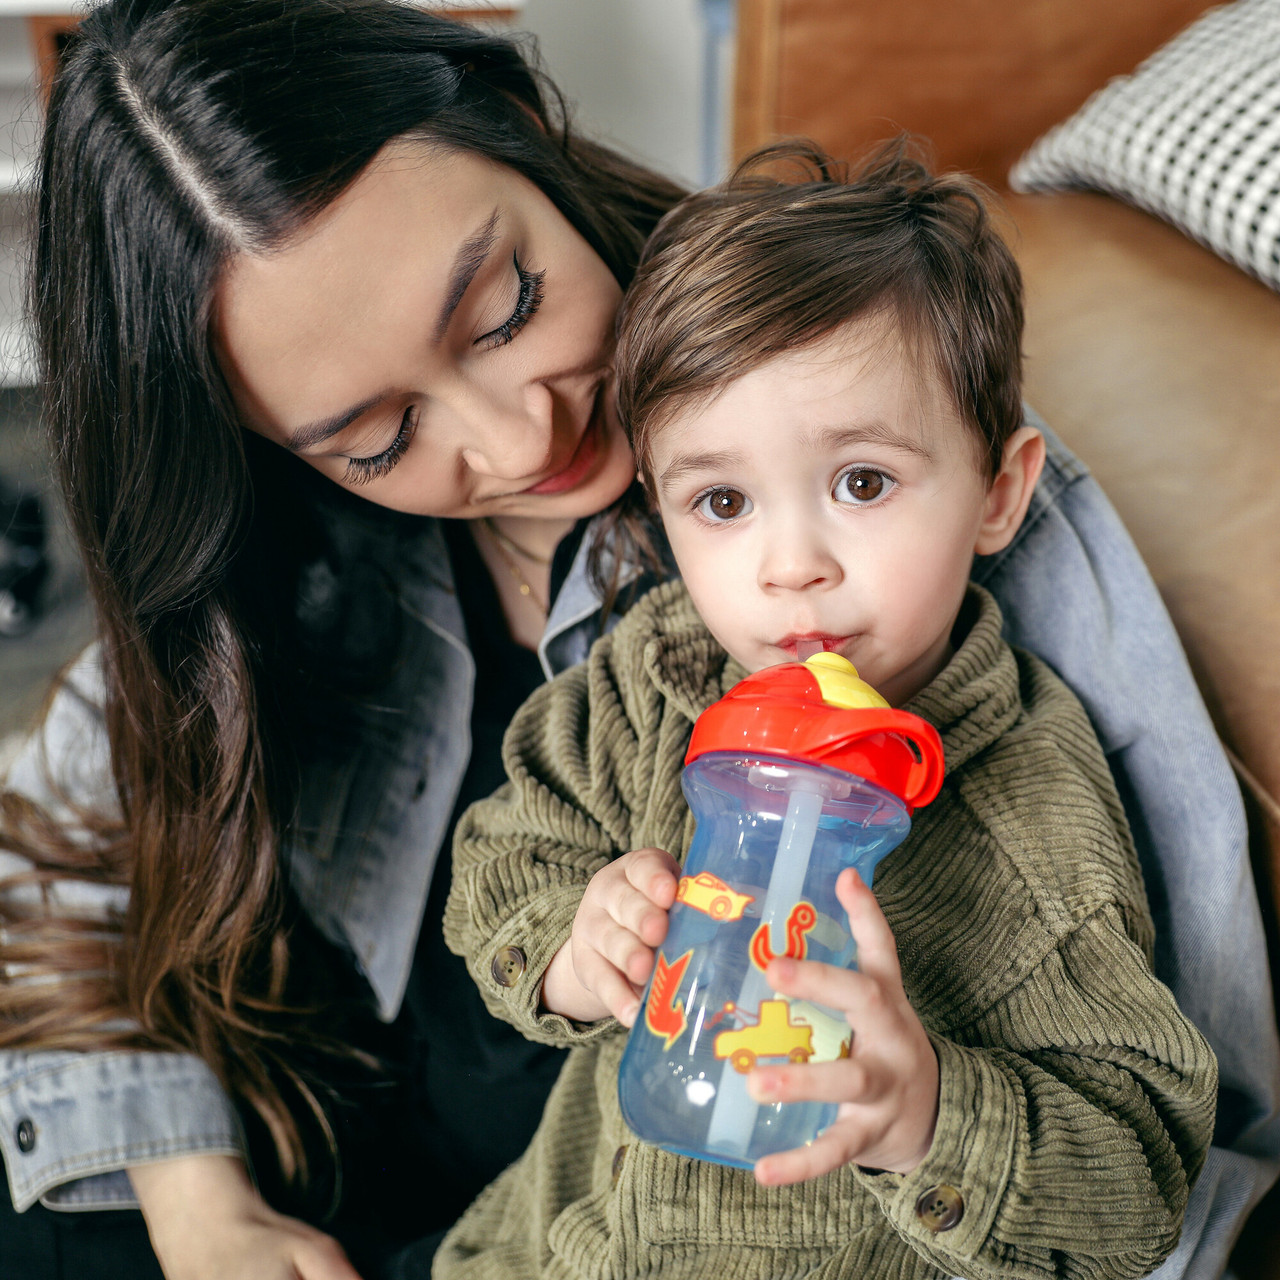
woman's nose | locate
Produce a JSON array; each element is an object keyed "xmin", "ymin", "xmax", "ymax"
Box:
[
  {"xmin": 758, "ymin": 522, "xmax": 844, "ymax": 593},
  {"xmin": 458, "ymin": 381, "xmax": 555, "ymax": 481}
]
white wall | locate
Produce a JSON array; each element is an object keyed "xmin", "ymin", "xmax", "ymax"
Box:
[{"xmin": 516, "ymin": 0, "xmax": 718, "ymax": 189}]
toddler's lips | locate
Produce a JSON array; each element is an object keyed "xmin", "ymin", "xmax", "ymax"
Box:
[{"xmin": 776, "ymin": 635, "xmax": 850, "ymax": 660}]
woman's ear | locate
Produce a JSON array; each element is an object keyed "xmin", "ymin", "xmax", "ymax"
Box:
[{"xmin": 973, "ymin": 426, "xmax": 1046, "ymax": 556}]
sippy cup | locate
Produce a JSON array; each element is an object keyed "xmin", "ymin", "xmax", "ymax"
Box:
[{"xmin": 616, "ymin": 652, "xmax": 944, "ymax": 1169}]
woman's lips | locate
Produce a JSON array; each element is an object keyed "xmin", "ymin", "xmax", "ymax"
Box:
[{"xmin": 522, "ymin": 395, "xmax": 605, "ymax": 496}]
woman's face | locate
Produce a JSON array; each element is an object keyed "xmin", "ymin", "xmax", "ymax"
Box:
[{"xmin": 213, "ymin": 141, "xmax": 636, "ymax": 522}]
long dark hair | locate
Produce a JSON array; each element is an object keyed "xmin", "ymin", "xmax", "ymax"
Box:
[{"xmin": 2, "ymin": 0, "xmax": 681, "ymax": 1186}]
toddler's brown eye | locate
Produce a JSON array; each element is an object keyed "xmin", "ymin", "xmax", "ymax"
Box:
[
  {"xmin": 696, "ymin": 487, "xmax": 752, "ymax": 520},
  {"xmin": 836, "ymin": 468, "xmax": 892, "ymax": 504}
]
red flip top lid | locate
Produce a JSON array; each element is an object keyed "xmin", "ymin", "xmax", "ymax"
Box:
[{"xmin": 685, "ymin": 654, "xmax": 945, "ymax": 813}]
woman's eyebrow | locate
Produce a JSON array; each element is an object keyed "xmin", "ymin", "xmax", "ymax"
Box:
[{"xmin": 434, "ymin": 208, "xmax": 501, "ymax": 340}]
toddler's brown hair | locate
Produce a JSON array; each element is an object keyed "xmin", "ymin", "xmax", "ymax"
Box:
[{"xmin": 615, "ymin": 139, "xmax": 1024, "ymax": 489}]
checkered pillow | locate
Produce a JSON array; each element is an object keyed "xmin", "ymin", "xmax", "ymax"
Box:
[{"xmin": 1010, "ymin": 0, "xmax": 1280, "ymax": 291}]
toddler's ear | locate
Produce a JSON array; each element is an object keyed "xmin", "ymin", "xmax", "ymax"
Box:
[{"xmin": 973, "ymin": 427, "xmax": 1046, "ymax": 556}]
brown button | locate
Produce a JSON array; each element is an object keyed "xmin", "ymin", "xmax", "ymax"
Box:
[
  {"xmin": 915, "ymin": 1183, "xmax": 964, "ymax": 1231},
  {"xmin": 490, "ymin": 946, "xmax": 526, "ymax": 988},
  {"xmin": 611, "ymin": 1144, "xmax": 628, "ymax": 1187}
]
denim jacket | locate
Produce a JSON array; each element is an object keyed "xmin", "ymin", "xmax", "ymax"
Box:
[{"xmin": 1, "ymin": 417, "xmax": 1277, "ymax": 1280}]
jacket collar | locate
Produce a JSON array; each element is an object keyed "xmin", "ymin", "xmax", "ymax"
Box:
[{"xmin": 636, "ymin": 580, "xmax": 1019, "ymax": 776}]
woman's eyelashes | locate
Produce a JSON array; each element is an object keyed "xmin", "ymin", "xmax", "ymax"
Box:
[
  {"xmin": 344, "ymin": 406, "xmax": 416, "ymax": 485},
  {"xmin": 834, "ymin": 466, "xmax": 895, "ymax": 505},
  {"xmin": 478, "ymin": 252, "xmax": 545, "ymax": 350}
]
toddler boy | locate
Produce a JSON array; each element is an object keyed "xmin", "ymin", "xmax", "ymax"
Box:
[{"xmin": 439, "ymin": 143, "xmax": 1216, "ymax": 1280}]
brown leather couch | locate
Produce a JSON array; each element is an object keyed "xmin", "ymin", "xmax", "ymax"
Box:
[
  {"xmin": 732, "ymin": 1, "xmax": 1280, "ymax": 1271},
  {"xmin": 1007, "ymin": 188, "xmax": 1280, "ymax": 1278}
]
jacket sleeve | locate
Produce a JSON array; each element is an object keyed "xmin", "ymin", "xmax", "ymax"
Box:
[
  {"xmin": 1, "ymin": 647, "xmax": 244, "ymax": 1213},
  {"xmin": 854, "ymin": 901, "xmax": 1217, "ymax": 1279},
  {"xmin": 444, "ymin": 628, "xmax": 677, "ymax": 1051}
]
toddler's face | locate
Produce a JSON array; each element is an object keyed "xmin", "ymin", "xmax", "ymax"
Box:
[{"xmin": 647, "ymin": 320, "xmax": 1022, "ymax": 706}]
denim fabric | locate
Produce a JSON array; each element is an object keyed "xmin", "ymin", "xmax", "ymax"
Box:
[
  {"xmin": 972, "ymin": 410, "xmax": 1280, "ymax": 1279},
  {"xmin": 1, "ymin": 419, "xmax": 1277, "ymax": 1280}
]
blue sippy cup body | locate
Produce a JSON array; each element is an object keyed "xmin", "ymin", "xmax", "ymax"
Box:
[{"xmin": 616, "ymin": 751, "xmax": 913, "ymax": 1169}]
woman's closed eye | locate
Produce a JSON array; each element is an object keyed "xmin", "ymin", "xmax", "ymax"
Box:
[
  {"xmin": 340, "ymin": 254, "xmax": 544, "ymax": 486},
  {"xmin": 694, "ymin": 486, "xmax": 752, "ymax": 522},
  {"xmin": 478, "ymin": 252, "xmax": 545, "ymax": 350},
  {"xmin": 834, "ymin": 466, "xmax": 895, "ymax": 505},
  {"xmin": 344, "ymin": 406, "xmax": 416, "ymax": 485}
]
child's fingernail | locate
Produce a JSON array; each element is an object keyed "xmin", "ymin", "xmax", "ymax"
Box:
[{"xmin": 748, "ymin": 1072, "xmax": 780, "ymax": 1102}]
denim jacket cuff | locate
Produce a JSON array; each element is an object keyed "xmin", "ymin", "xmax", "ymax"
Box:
[{"xmin": 0, "ymin": 1049, "xmax": 244, "ymax": 1212}]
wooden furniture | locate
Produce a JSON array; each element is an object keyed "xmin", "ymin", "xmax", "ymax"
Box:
[
  {"xmin": 732, "ymin": 0, "xmax": 1213, "ymax": 186},
  {"xmin": 732, "ymin": 2, "xmax": 1280, "ymax": 1274}
]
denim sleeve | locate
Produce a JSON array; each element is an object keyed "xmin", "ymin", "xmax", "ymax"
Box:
[
  {"xmin": 973, "ymin": 410, "xmax": 1280, "ymax": 1279},
  {"xmin": 0, "ymin": 647, "xmax": 245, "ymax": 1212}
]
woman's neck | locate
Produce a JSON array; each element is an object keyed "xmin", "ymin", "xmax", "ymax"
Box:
[{"xmin": 471, "ymin": 514, "xmax": 577, "ymax": 651}]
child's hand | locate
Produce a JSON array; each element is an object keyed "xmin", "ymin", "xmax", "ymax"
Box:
[
  {"xmin": 541, "ymin": 847, "xmax": 680, "ymax": 1025},
  {"xmin": 747, "ymin": 867, "xmax": 940, "ymax": 1185}
]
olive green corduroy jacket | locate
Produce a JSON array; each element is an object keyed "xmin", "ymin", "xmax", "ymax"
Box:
[{"xmin": 440, "ymin": 582, "xmax": 1216, "ymax": 1280}]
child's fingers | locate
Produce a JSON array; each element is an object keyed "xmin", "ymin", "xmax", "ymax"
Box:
[
  {"xmin": 764, "ymin": 955, "xmax": 890, "ymax": 1033},
  {"xmin": 595, "ymin": 852, "xmax": 675, "ymax": 948},
  {"xmin": 580, "ymin": 909, "xmax": 658, "ymax": 989},
  {"xmin": 625, "ymin": 847, "xmax": 681, "ymax": 910},
  {"xmin": 746, "ymin": 1057, "xmax": 880, "ymax": 1109},
  {"xmin": 573, "ymin": 944, "xmax": 644, "ymax": 1025},
  {"xmin": 834, "ymin": 867, "xmax": 903, "ymax": 986},
  {"xmin": 752, "ymin": 1123, "xmax": 864, "ymax": 1187}
]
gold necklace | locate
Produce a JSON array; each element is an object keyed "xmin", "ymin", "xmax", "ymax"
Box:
[
  {"xmin": 480, "ymin": 518, "xmax": 548, "ymax": 613},
  {"xmin": 482, "ymin": 517, "xmax": 553, "ymax": 567}
]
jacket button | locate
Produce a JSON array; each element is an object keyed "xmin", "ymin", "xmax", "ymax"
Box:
[
  {"xmin": 15, "ymin": 1118, "xmax": 36, "ymax": 1154},
  {"xmin": 412, "ymin": 773, "xmax": 428, "ymax": 800},
  {"xmin": 611, "ymin": 1145, "xmax": 628, "ymax": 1186},
  {"xmin": 915, "ymin": 1183, "xmax": 963, "ymax": 1231},
  {"xmin": 490, "ymin": 946, "xmax": 526, "ymax": 988}
]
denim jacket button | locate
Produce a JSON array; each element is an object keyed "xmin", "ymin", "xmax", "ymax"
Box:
[
  {"xmin": 15, "ymin": 1118, "xmax": 36, "ymax": 1154},
  {"xmin": 914, "ymin": 1184, "xmax": 963, "ymax": 1231},
  {"xmin": 490, "ymin": 946, "xmax": 526, "ymax": 988}
]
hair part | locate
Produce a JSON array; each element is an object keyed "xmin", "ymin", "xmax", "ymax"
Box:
[{"xmin": 616, "ymin": 138, "xmax": 1025, "ymax": 493}]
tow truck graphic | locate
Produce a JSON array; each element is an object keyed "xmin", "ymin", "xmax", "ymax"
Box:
[{"xmin": 713, "ymin": 998, "xmax": 815, "ymax": 1073}]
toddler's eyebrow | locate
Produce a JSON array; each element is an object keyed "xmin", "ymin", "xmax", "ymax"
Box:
[
  {"xmin": 810, "ymin": 422, "xmax": 934, "ymax": 460},
  {"xmin": 657, "ymin": 449, "xmax": 743, "ymax": 495}
]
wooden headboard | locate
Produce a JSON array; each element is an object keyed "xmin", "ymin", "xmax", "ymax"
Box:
[{"xmin": 733, "ymin": 0, "xmax": 1216, "ymax": 186}]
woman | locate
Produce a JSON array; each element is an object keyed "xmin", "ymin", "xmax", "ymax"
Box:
[{"xmin": 0, "ymin": 2, "xmax": 1273, "ymax": 1279}]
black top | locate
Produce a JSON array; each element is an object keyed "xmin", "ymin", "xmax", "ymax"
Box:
[{"xmin": 396, "ymin": 521, "xmax": 567, "ymax": 1232}]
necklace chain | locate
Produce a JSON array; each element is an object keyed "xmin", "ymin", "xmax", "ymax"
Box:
[
  {"xmin": 481, "ymin": 517, "xmax": 553, "ymax": 566},
  {"xmin": 480, "ymin": 518, "xmax": 549, "ymax": 614}
]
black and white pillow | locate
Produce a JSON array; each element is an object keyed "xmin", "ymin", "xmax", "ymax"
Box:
[{"xmin": 1010, "ymin": 0, "xmax": 1280, "ymax": 291}]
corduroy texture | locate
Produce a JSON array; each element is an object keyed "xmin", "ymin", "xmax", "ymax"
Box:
[{"xmin": 441, "ymin": 581, "xmax": 1216, "ymax": 1280}]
